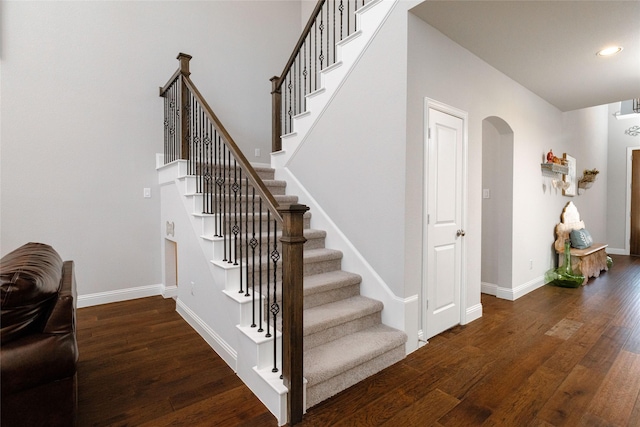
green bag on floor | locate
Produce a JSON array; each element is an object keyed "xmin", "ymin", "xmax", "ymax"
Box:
[{"xmin": 546, "ymin": 240, "xmax": 585, "ymax": 288}]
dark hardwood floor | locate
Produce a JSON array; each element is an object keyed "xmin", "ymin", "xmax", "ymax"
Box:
[{"xmin": 77, "ymin": 254, "xmax": 640, "ymax": 426}]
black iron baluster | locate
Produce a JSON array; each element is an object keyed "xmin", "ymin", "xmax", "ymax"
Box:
[
  {"xmin": 186, "ymin": 91, "xmax": 192, "ymax": 175},
  {"xmin": 303, "ymin": 40, "xmax": 308, "ymax": 112},
  {"xmin": 327, "ymin": 2, "xmax": 330, "ymax": 67},
  {"xmin": 319, "ymin": 6, "xmax": 324, "ymax": 71},
  {"xmin": 271, "ymin": 217, "xmax": 280, "ymax": 373},
  {"xmin": 314, "ymin": 21, "xmax": 318, "ymax": 89},
  {"xmin": 206, "ymin": 124, "xmax": 214, "ymax": 214},
  {"xmin": 244, "ymin": 178, "xmax": 250, "ymax": 297},
  {"xmin": 287, "ymin": 73, "xmax": 293, "ymax": 135},
  {"xmin": 194, "ymin": 100, "xmax": 199, "ymax": 193},
  {"xmin": 215, "ymin": 136, "xmax": 222, "ymax": 237},
  {"xmin": 163, "ymin": 93, "xmax": 167, "ymax": 163},
  {"xmin": 258, "ymin": 197, "xmax": 264, "ymax": 333},
  {"xmin": 250, "ymin": 187, "xmax": 257, "ymax": 327},
  {"xmin": 340, "ymin": 0, "xmax": 344, "ymax": 41},
  {"xmin": 232, "ymin": 160, "xmax": 239, "ymax": 265},
  {"xmin": 222, "ymin": 146, "xmax": 228, "ymax": 262},
  {"xmin": 168, "ymin": 85, "xmax": 176, "ymax": 162},
  {"xmin": 211, "ymin": 135, "xmax": 220, "ymax": 237},
  {"xmin": 347, "ymin": 0, "xmax": 358, "ymax": 35},
  {"xmin": 293, "ymin": 58, "xmax": 297, "ymax": 122},
  {"xmin": 176, "ymin": 78, "xmax": 182, "ymax": 159},
  {"xmin": 227, "ymin": 149, "xmax": 233, "ymax": 263},
  {"xmin": 266, "ymin": 209, "xmax": 272, "ymax": 339},
  {"xmin": 238, "ymin": 172, "xmax": 244, "ymax": 294},
  {"xmin": 333, "ymin": 0, "xmax": 336, "ymax": 64}
]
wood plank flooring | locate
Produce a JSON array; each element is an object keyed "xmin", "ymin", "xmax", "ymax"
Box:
[{"xmin": 77, "ymin": 254, "xmax": 640, "ymax": 426}]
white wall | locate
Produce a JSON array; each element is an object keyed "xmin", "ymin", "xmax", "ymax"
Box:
[
  {"xmin": 287, "ymin": 1, "xmax": 414, "ymax": 297},
  {"xmin": 1, "ymin": 1, "xmax": 300, "ymax": 299},
  {"xmin": 561, "ymin": 106, "xmax": 609, "ymax": 244},
  {"xmin": 405, "ymin": 13, "xmax": 609, "ymax": 305},
  {"xmin": 607, "ymin": 103, "xmax": 640, "ymax": 252}
]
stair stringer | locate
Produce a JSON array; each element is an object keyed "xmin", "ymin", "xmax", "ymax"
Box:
[
  {"xmin": 158, "ymin": 159, "xmax": 291, "ymax": 426},
  {"xmin": 274, "ymin": 166, "xmax": 420, "ymax": 354},
  {"xmin": 271, "ymin": 0, "xmax": 398, "ymax": 170}
]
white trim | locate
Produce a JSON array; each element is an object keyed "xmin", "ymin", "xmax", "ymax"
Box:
[
  {"xmin": 607, "ymin": 247, "xmax": 626, "ymax": 255},
  {"xmin": 77, "ymin": 284, "xmax": 164, "ymax": 308},
  {"xmin": 465, "ymin": 303, "xmax": 483, "ymax": 324},
  {"xmin": 421, "ymin": 98, "xmax": 470, "ymax": 338},
  {"xmin": 481, "ymin": 282, "xmax": 498, "ymax": 296},
  {"xmin": 162, "ymin": 285, "xmax": 178, "ymax": 299},
  {"xmin": 624, "ymin": 147, "xmax": 640, "ymax": 256},
  {"xmin": 494, "ymin": 276, "xmax": 546, "ymax": 301},
  {"xmin": 176, "ymin": 298, "xmax": 238, "ymax": 370}
]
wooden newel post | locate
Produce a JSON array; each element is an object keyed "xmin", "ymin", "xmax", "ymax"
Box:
[
  {"xmin": 278, "ymin": 203, "xmax": 309, "ymax": 426},
  {"xmin": 270, "ymin": 76, "xmax": 282, "ymax": 153},
  {"xmin": 178, "ymin": 53, "xmax": 192, "ymax": 160}
]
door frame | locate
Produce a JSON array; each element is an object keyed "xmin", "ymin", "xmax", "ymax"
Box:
[
  {"xmin": 421, "ymin": 98, "xmax": 469, "ymax": 341},
  {"xmin": 625, "ymin": 147, "xmax": 640, "ymax": 255}
]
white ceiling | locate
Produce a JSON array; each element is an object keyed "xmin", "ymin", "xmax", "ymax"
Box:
[{"xmin": 410, "ymin": 0, "xmax": 640, "ymax": 112}]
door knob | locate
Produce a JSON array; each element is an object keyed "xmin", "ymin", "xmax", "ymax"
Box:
[{"xmin": 456, "ymin": 229, "xmax": 466, "ymax": 237}]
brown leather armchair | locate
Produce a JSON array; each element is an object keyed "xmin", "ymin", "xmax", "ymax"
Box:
[{"xmin": 1, "ymin": 243, "xmax": 78, "ymax": 427}]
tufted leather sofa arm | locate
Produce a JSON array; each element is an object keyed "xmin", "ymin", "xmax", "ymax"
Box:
[{"xmin": 1, "ymin": 245, "xmax": 78, "ymax": 427}]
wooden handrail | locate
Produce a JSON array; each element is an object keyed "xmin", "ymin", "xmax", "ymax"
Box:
[{"xmin": 181, "ymin": 76, "xmax": 283, "ymax": 222}]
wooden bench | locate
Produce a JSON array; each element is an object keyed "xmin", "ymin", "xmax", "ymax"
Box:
[{"xmin": 554, "ymin": 201, "xmax": 608, "ymax": 285}]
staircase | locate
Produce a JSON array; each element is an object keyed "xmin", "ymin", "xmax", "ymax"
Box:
[
  {"xmin": 158, "ymin": 0, "xmax": 406, "ymax": 424},
  {"xmin": 257, "ymin": 167, "xmax": 408, "ymax": 409},
  {"xmin": 159, "ymin": 160, "xmax": 407, "ymax": 422}
]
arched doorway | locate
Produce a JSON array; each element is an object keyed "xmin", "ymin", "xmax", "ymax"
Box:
[{"xmin": 481, "ymin": 116, "xmax": 514, "ymax": 297}]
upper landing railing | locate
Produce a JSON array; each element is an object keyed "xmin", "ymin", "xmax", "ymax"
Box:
[
  {"xmin": 159, "ymin": 53, "xmax": 307, "ymax": 425},
  {"xmin": 270, "ymin": 0, "xmax": 371, "ymax": 152}
]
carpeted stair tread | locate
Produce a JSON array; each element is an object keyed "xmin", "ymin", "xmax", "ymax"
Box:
[
  {"xmin": 302, "ymin": 248, "xmax": 343, "ymax": 264},
  {"xmin": 304, "ymin": 295, "xmax": 382, "ymax": 336},
  {"xmin": 243, "ymin": 247, "xmax": 341, "ymax": 274},
  {"xmin": 252, "ymin": 166, "xmax": 275, "ymax": 180},
  {"xmin": 303, "ymin": 270, "xmax": 361, "ymax": 295},
  {"xmin": 304, "ymin": 323, "xmax": 407, "ymax": 385},
  {"xmin": 274, "ymin": 194, "xmax": 298, "ymax": 204},
  {"xmin": 262, "ymin": 179, "xmax": 287, "ymax": 188}
]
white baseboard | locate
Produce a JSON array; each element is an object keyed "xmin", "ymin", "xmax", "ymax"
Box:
[
  {"xmin": 481, "ymin": 282, "xmax": 498, "ymax": 296},
  {"xmin": 77, "ymin": 284, "xmax": 165, "ymax": 308},
  {"xmin": 465, "ymin": 303, "xmax": 483, "ymax": 324},
  {"xmin": 481, "ymin": 277, "xmax": 545, "ymax": 301},
  {"xmin": 485, "ymin": 276, "xmax": 546, "ymax": 301},
  {"xmin": 607, "ymin": 247, "xmax": 627, "ymax": 255},
  {"xmin": 175, "ymin": 298, "xmax": 238, "ymax": 371},
  {"xmin": 162, "ymin": 285, "xmax": 178, "ymax": 299}
]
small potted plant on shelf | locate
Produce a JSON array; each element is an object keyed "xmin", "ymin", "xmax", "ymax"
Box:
[{"xmin": 582, "ymin": 168, "xmax": 599, "ymax": 183}]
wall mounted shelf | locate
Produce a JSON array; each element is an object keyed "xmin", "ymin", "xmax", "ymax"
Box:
[{"xmin": 541, "ymin": 163, "xmax": 569, "ymax": 175}]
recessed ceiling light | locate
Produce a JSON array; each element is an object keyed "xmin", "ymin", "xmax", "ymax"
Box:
[{"xmin": 597, "ymin": 46, "xmax": 623, "ymax": 56}]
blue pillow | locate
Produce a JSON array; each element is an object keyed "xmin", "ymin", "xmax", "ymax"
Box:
[{"xmin": 570, "ymin": 228, "xmax": 593, "ymax": 249}]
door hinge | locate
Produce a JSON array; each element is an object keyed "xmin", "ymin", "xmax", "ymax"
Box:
[
  {"xmin": 428, "ymin": 127, "xmax": 432, "ymax": 139},
  {"xmin": 427, "ymin": 214, "xmax": 430, "ymax": 225}
]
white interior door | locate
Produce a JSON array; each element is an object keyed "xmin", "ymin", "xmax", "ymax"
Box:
[{"xmin": 424, "ymin": 103, "xmax": 465, "ymax": 340}]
